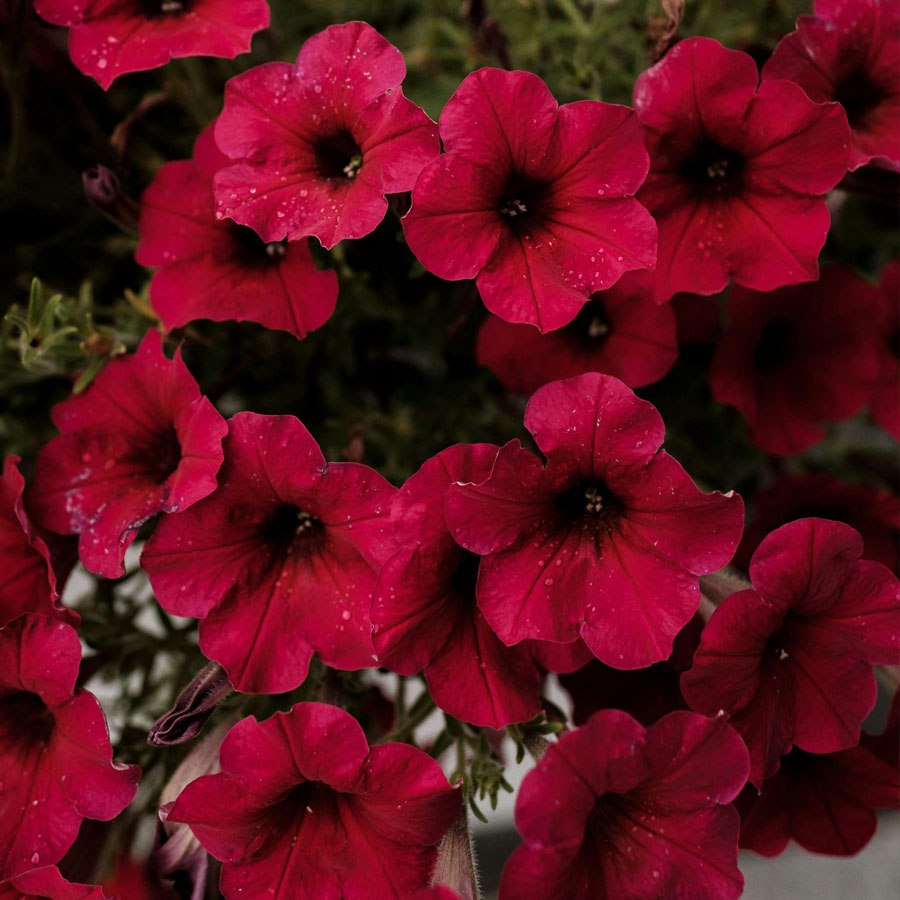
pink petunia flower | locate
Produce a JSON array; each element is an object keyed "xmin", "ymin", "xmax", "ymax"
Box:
[
  {"xmin": 0, "ymin": 867, "xmax": 111, "ymax": 900},
  {"xmin": 28, "ymin": 330, "xmax": 227, "ymax": 579},
  {"xmin": 444, "ymin": 372, "xmax": 744, "ymax": 669},
  {"xmin": 634, "ymin": 37, "xmax": 850, "ymax": 302},
  {"xmin": 499, "ymin": 709, "xmax": 749, "ymax": 900},
  {"xmin": 681, "ymin": 518, "xmax": 900, "ymax": 787},
  {"xmin": 763, "ymin": 0, "xmax": 900, "ymax": 172},
  {"xmin": 33, "ymin": 0, "xmax": 270, "ymax": 90},
  {"xmin": 871, "ymin": 259, "xmax": 900, "ymax": 438},
  {"xmin": 137, "ymin": 121, "xmax": 338, "ymax": 340},
  {"xmin": 709, "ymin": 267, "xmax": 881, "ymax": 456},
  {"xmin": 141, "ymin": 412, "xmax": 397, "ymax": 694},
  {"xmin": 0, "ymin": 614, "xmax": 139, "ymax": 879},
  {"xmin": 403, "ymin": 67, "xmax": 657, "ymax": 333},
  {"xmin": 165, "ymin": 702, "xmax": 461, "ymax": 900},
  {"xmin": 213, "ymin": 21, "xmax": 439, "ymax": 249}
]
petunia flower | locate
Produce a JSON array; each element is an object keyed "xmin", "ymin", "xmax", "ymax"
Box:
[
  {"xmin": 372, "ymin": 443, "xmax": 591, "ymax": 729},
  {"xmin": 476, "ymin": 272, "xmax": 677, "ymax": 395},
  {"xmin": 0, "ymin": 614, "xmax": 139, "ymax": 879},
  {"xmin": 762, "ymin": 0, "xmax": 900, "ymax": 172},
  {"xmin": 165, "ymin": 702, "xmax": 461, "ymax": 900},
  {"xmin": 709, "ymin": 266, "xmax": 881, "ymax": 456},
  {"xmin": 871, "ymin": 259, "xmax": 900, "ymax": 438},
  {"xmin": 0, "ymin": 867, "xmax": 111, "ymax": 900},
  {"xmin": 32, "ymin": 0, "xmax": 270, "ymax": 90},
  {"xmin": 634, "ymin": 36, "xmax": 850, "ymax": 302},
  {"xmin": 141, "ymin": 412, "xmax": 397, "ymax": 694},
  {"xmin": 28, "ymin": 330, "xmax": 227, "ymax": 579},
  {"xmin": 213, "ymin": 21, "xmax": 439, "ymax": 249},
  {"xmin": 681, "ymin": 518, "xmax": 900, "ymax": 787},
  {"xmin": 498, "ymin": 709, "xmax": 750, "ymax": 900},
  {"xmin": 403, "ymin": 67, "xmax": 657, "ymax": 333},
  {"xmin": 0, "ymin": 456, "xmax": 77, "ymax": 627},
  {"xmin": 444, "ymin": 372, "xmax": 744, "ymax": 669},
  {"xmin": 137, "ymin": 121, "xmax": 338, "ymax": 341}
]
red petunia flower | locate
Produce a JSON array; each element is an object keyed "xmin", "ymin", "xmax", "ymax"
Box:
[
  {"xmin": 403, "ymin": 68, "xmax": 657, "ymax": 333},
  {"xmin": 0, "ymin": 614, "xmax": 139, "ymax": 879},
  {"xmin": 709, "ymin": 267, "xmax": 881, "ymax": 456},
  {"xmin": 165, "ymin": 702, "xmax": 461, "ymax": 900},
  {"xmin": 372, "ymin": 443, "xmax": 591, "ymax": 729},
  {"xmin": 737, "ymin": 473, "xmax": 900, "ymax": 575},
  {"xmin": 1, "ymin": 867, "xmax": 110, "ymax": 900},
  {"xmin": 213, "ymin": 21, "xmax": 439, "ymax": 249},
  {"xmin": 444, "ymin": 373, "xmax": 744, "ymax": 669},
  {"xmin": 29, "ymin": 330, "xmax": 227, "ymax": 579},
  {"xmin": 0, "ymin": 457, "xmax": 77, "ymax": 628},
  {"xmin": 681, "ymin": 518, "xmax": 900, "ymax": 787},
  {"xmin": 141, "ymin": 412, "xmax": 397, "ymax": 694},
  {"xmin": 33, "ymin": 0, "xmax": 270, "ymax": 90},
  {"xmin": 499, "ymin": 709, "xmax": 749, "ymax": 900},
  {"xmin": 871, "ymin": 260, "xmax": 900, "ymax": 438},
  {"xmin": 137, "ymin": 121, "xmax": 338, "ymax": 341},
  {"xmin": 634, "ymin": 37, "xmax": 850, "ymax": 303},
  {"xmin": 476, "ymin": 272, "xmax": 677, "ymax": 395},
  {"xmin": 762, "ymin": 0, "xmax": 900, "ymax": 172}
]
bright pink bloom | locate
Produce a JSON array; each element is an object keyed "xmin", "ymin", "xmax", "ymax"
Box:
[
  {"xmin": 0, "ymin": 867, "xmax": 110, "ymax": 900},
  {"xmin": 681, "ymin": 518, "xmax": 900, "ymax": 787},
  {"xmin": 403, "ymin": 68, "xmax": 656, "ymax": 333},
  {"xmin": 166, "ymin": 702, "xmax": 460, "ymax": 900},
  {"xmin": 709, "ymin": 267, "xmax": 881, "ymax": 456},
  {"xmin": 0, "ymin": 615, "xmax": 139, "ymax": 878},
  {"xmin": 373, "ymin": 444, "xmax": 591, "ymax": 729},
  {"xmin": 872, "ymin": 260, "xmax": 900, "ymax": 438},
  {"xmin": 763, "ymin": 0, "xmax": 900, "ymax": 172},
  {"xmin": 499, "ymin": 709, "xmax": 749, "ymax": 900},
  {"xmin": 142, "ymin": 413, "xmax": 397, "ymax": 694},
  {"xmin": 445, "ymin": 373, "xmax": 744, "ymax": 668},
  {"xmin": 33, "ymin": 0, "xmax": 270, "ymax": 90},
  {"xmin": 476, "ymin": 272, "xmax": 677, "ymax": 395},
  {"xmin": 29, "ymin": 331, "xmax": 226, "ymax": 579},
  {"xmin": 0, "ymin": 456, "xmax": 77, "ymax": 628},
  {"xmin": 213, "ymin": 21, "xmax": 439, "ymax": 249},
  {"xmin": 137, "ymin": 121, "xmax": 338, "ymax": 340},
  {"xmin": 634, "ymin": 37, "xmax": 850, "ymax": 302}
]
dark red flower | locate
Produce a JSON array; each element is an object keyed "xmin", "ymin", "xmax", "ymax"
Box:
[
  {"xmin": 0, "ymin": 456, "xmax": 77, "ymax": 628},
  {"xmin": 1, "ymin": 867, "xmax": 109, "ymax": 900},
  {"xmin": 737, "ymin": 473, "xmax": 900, "ymax": 575},
  {"xmin": 634, "ymin": 36, "xmax": 850, "ymax": 303},
  {"xmin": 0, "ymin": 614, "xmax": 139, "ymax": 878},
  {"xmin": 681, "ymin": 518, "xmax": 900, "ymax": 787},
  {"xmin": 28, "ymin": 331, "xmax": 227, "ymax": 579},
  {"xmin": 137, "ymin": 121, "xmax": 338, "ymax": 340},
  {"xmin": 476, "ymin": 272, "xmax": 677, "ymax": 395},
  {"xmin": 499, "ymin": 709, "xmax": 749, "ymax": 900},
  {"xmin": 445, "ymin": 373, "xmax": 744, "ymax": 668},
  {"xmin": 373, "ymin": 443, "xmax": 591, "ymax": 729},
  {"xmin": 762, "ymin": 0, "xmax": 900, "ymax": 172},
  {"xmin": 213, "ymin": 21, "xmax": 439, "ymax": 249},
  {"xmin": 33, "ymin": 0, "xmax": 270, "ymax": 90},
  {"xmin": 166, "ymin": 702, "xmax": 461, "ymax": 900},
  {"xmin": 709, "ymin": 267, "xmax": 881, "ymax": 456},
  {"xmin": 141, "ymin": 412, "xmax": 397, "ymax": 694},
  {"xmin": 871, "ymin": 260, "xmax": 900, "ymax": 438},
  {"xmin": 403, "ymin": 68, "xmax": 656, "ymax": 333}
]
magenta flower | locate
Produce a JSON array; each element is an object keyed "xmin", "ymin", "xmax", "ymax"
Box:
[
  {"xmin": 681, "ymin": 518, "xmax": 900, "ymax": 787},
  {"xmin": 445, "ymin": 373, "xmax": 744, "ymax": 668},
  {"xmin": 872, "ymin": 260, "xmax": 900, "ymax": 438},
  {"xmin": 634, "ymin": 37, "xmax": 850, "ymax": 302},
  {"xmin": 0, "ymin": 615, "xmax": 139, "ymax": 878},
  {"xmin": 33, "ymin": 0, "xmax": 270, "ymax": 90},
  {"xmin": 166, "ymin": 703, "xmax": 461, "ymax": 900},
  {"xmin": 213, "ymin": 21, "xmax": 439, "ymax": 249},
  {"xmin": 373, "ymin": 443, "xmax": 591, "ymax": 729},
  {"xmin": 141, "ymin": 412, "xmax": 397, "ymax": 693},
  {"xmin": 29, "ymin": 330, "xmax": 227, "ymax": 579},
  {"xmin": 499, "ymin": 709, "xmax": 749, "ymax": 900},
  {"xmin": 403, "ymin": 68, "xmax": 657, "ymax": 332},
  {"xmin": 763, "ymin": 0, "xmax": 900, "ymax": 172},
  {"xmin": 0, "ymin": 867, "xmax": 110, "ymax": 900},
  {"xmin": 137, "ymin": 121, "xmax": 338, "ymax": 340}
]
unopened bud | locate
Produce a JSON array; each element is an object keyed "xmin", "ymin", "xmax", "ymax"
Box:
[
  {"xmin": 83, "ymin": 165, "xmax": 139, "ymax": 236},
  {"xmin": 149, "ymin": 661, "xmax": 232, "ymax": 746},
  {"xmin": 431, "ymin": 806, "xmax": 480, "ymax": 900}
]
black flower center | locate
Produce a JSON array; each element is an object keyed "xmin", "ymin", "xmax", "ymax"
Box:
[
  {"xmin": 0, "ymin": 691, "xmax": 54, "ymax": 749},
  {"xmin": 230, "ymin": 224, "xmax": 286, "ymax": 268},
  {"xmin": 752, "ymin": 318, "xmax": 800, "ymax": 374},
  {"xmin": 130, "ymin": 424, "xmax": 181, "ymax": 484},
  {"xmin": 314, "ymin": 130, "xmax": 363, "ymax": 180},
  {"xmin": 557, "ymin": 480, "xmax": 621, "ymax": 527},
  {"xmin": 451, "ymin": 549, "xmax": 481, "ymax": 600},
  {"xmin": 835, "ymin": 70, "xmax": 884, "ymax": 129},
  {"xmin": 140, "ymin": 0, "xmax": 191, "ymax": 16},
  {"xmin": 497, "ymin": 174, "xmax": 549, "ymax": 226},
  {"xmin": 571, "ymin": 300, "xmax": 613, "ymax": 346},
  {"xmin": 889, "ymin": 328, "xmax": 899, "ymax": 359},
  {"xmin": 682, "ymin": 139, "xmax": 745, "ymax": 191},
  {"xmin": 261, "ymin": 504, "xmax": 324, "ymax": 552}
]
